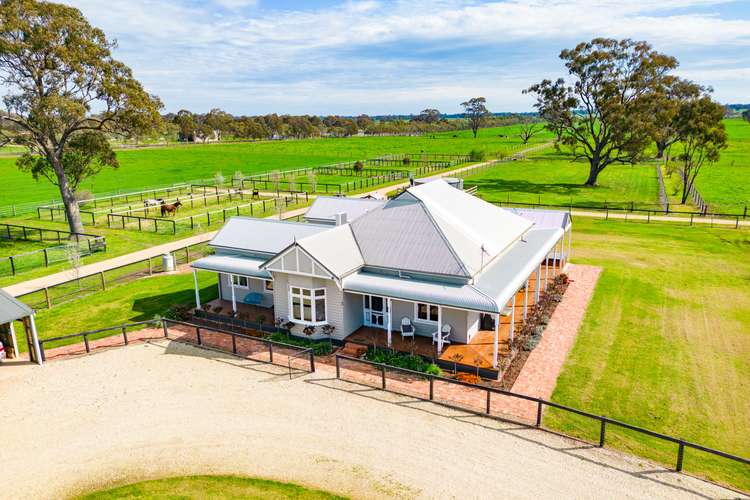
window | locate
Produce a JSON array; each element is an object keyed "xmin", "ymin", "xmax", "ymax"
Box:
[
  {"xmin": 290, "ymin": 286, "xmax": 327, "ymax": 324},
  {"xmin": 231, "ymin": 275, "xmax": 248, "ymax": 288},
  {"xmin": 415, "ymin": 302, "xmax": 439, "ymax": 323},
  {"xmin": 265, "ymin": 280, "xmax": 274, "ymax": 291}
]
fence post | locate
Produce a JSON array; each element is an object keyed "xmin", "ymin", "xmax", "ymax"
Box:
[
  {"xmin": 43, "ymin": 248, "xmax": 49, "ymax": 267},
  {"xmin": 309, "ymin": 350, "xmax": 315, "ymax": 372},
  {"xmin": 268, "ymin": 342, "xmax": 274, "ymax": 362},
  {"xmin": 100, "ymin": 271, "xmax": 106, "ymax": 291},
  {"xmin": 44, "ymin": 287, "xmax": 51, "ymax": 309},
  {"xmin": 536, "ymin": 400, "xmax": 543, "ymax": 427},
  {"xmin": 83, "ymin": 333, "xmax": 90, "ymax": 353},
  {"xmin": 599, "ymin": 418, "xmax": 606, "ymax": 447},
  {"xmin": 196, "ymin": 327, "xmax": 202, "ymax": 345},
  {"xmin": 231, "ymin": 334, "xmax": 237, "ymax": 354},
  {"xmin": 122, "ymin": 324, "xmax": 129, "ymax": 345},
  {"xmin": 162, "ymin": 319, "xmax": 168, "ymax": 337},
  {"xmin": 381, "ymin": 365, "xmax": 386, "ymax": 389},
  {"xmin": 429, "ymin": 376, "xmax": 434, "ymax": 400},
  {"xmin": 676, "ymin": 441, "xmax": 685, "ymax": 471},
  {"xmin": 9, "ymin": 256, "xmax": 15, "ymax": 276},
  {"xmin": 335, "ymin": 355, "xmax": 340, "ymax": 378},
  {"xmin": 486, "ymin": 390, "xmax": 491, "ymax": 414}
]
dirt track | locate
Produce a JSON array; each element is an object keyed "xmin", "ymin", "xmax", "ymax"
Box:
[{"xmin": 0, "ymin": 341, "xmax": 741, "ymax": 500}]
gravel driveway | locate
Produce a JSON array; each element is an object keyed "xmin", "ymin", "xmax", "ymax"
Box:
[{"xmin": 0, "ymin": 341, "xmax": 741, "ymax": 499}]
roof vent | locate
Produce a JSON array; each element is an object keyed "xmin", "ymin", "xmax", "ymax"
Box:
[{"xmin": 334, "ymin": 212, "xmax": 348, "ymax": 226}]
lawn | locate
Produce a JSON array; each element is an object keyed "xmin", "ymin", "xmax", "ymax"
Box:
[
  {"xmin": 464, "ymin": 150, "xmax": 661, "ymax": 209},
  {"xmin": 546, "ymin": 217, "xmax": 750, "ymax": 491},
  {"xmin": 22, "ymin": 270, "xmax": 218, "ymax": 350},
  {"xmin": 0, "ymin": 124, "xmax": 552, "ymax": 206},
  {"xmin": 75, "ymin": 475, "xmax": 345, "ymax": 500}
]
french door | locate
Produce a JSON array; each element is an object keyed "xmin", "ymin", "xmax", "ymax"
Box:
[{"xmin": 363, "ymin": 295, "xmax": 388, "ymax": 328}]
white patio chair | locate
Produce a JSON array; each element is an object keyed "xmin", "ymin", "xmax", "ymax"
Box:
[
  {"xmin": 400, "ymin": 317, "xmax": 414, "ymax": 339},
  {"xmin": 432, "ymin": 324, "xmax": 452, "ymax": 346}
]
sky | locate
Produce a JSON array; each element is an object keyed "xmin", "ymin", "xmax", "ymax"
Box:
[{"xmin": 64, "ymin": 0, "xmax": 750, "ymax": 116}]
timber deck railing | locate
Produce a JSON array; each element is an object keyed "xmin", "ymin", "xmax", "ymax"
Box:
[{"xmin": 334, "ymin": 354, "xmax": 750, "ymax": 479}]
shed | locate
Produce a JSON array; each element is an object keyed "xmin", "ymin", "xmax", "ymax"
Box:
[{"xmin": 0, "ymin": 289, "xmax": 43, "ymax": 365}]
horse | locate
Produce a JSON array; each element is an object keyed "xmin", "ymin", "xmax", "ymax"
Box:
[
  {"xmin": 160, "ymin": 199, "xmax": 182, "ymax": 217},
  {"xmin": 144, "ymin": 198, "xmax": 164, "ymax": 207}
]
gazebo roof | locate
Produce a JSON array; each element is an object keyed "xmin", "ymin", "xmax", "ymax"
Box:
[{"xmin": 0, "ymin": 288, "xmax": 33, "ymax": 324}]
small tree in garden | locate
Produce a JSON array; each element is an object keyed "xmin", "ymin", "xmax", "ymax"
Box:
[
  {"xmin": 66, "ymin": 240, "xmax": 82, "ymax": 281},
  {"xmin": 233, "ymin": 170, "xmax": 244, "ymax": 186},
  {"xmin": 448, "ymin": 352, "xmax": 464, "ymax": 374},
  {"xmin": 269, "ymin": 170, "xmax": 281, "ymax": 193},
  {"xmin": 274, "ymin": 317, "xmax": 284, "ymax": 334},
  {"xmin": 353, "ymin": 160, "xmax": 364, "ymax": 172},
  {"xmin": 460, "ymin": 97, "xmax": 490, "ymax": 138},
  {"xmin": 518, "ymin": 122, "xmax": 544, "ymax": 144},
  {"xmin": 256, "ymin": 314, "xmax": 266, "ymax": 329},
  {"xmin": 214, "ymin": 171, "xmax": 225, "ymax": 187},
  {"xmin": 307, "ymin": 172, "xmax": 317, "ymax": 193},
  {"xmin": 321, "ymin": 324, "xmax": 335, "ymax": 349},
  {"xmin": 473, "ymin": 355, "xmax": 483, "ymax": 378}
]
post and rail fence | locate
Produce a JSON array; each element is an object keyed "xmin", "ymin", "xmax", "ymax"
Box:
[{"xmin": 334, "ymin": 354, "xmax": 750, "ymax": 478}]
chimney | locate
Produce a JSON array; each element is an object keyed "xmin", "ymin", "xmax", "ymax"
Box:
[{"xmin": 334, "ymin": 212, "xmax": 348, "ymax": 226}]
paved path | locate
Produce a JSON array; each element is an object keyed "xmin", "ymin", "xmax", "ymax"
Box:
[
  {"xmin": 1, "ymin": 341, "xmax": 739, "ymax": 499},
  {"xmin": 568, "ymin": 208, "xmax": 749, "ymax": 228}
]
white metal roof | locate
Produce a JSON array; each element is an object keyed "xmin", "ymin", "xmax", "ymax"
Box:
[
  {"xmin": 507, "ymin": 208, "xmax": 572, "ymax": 230},
  {"xmin": 343, "ymin": 272, "xmax": 498, "ymax": 313},
  {"xmin": 0, "ymin": 288, "xmax": 34, "ymax": 324},
  {"xmin": 404, "ymin": 180, "xmax": 534, "ymax": 275},
  {"xmin": 191, "ymin": 254, "xmax": 272, "ymax": 279},
  {"xmin": 209, "ymin": 217, "xmax": 329, "ymax": 254},
  {"xmin": 295, "ymin": 224, "xmax": 364, "ymax": 277},
  {"xmin": 304, "ymin": 196, "xmax": 385, "ymax": 224},
  {"xmin": 474, "ymin": 227, "xmax": 564, "ymax": 310}
]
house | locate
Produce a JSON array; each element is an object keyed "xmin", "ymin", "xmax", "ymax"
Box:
[{"xmin": 190, "ymin": 180, "xmax": 572, "ymax": 376}]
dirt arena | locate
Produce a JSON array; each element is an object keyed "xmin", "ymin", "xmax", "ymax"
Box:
[{"xmin": 0, "ymin": 340, "xmax": 740, "ymax": 499}]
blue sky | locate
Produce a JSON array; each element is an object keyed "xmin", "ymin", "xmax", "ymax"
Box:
[{"xmin": 65, "ymin": 0, "xmax": 750, "ymax": 115}]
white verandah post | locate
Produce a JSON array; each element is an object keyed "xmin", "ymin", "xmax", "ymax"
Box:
[
  {"xmin": 9, "ymin": 321, "xmax": 18, "ymax": 360},
  {"xmin": 523, "ymin": 279, "xmax": 529, "ymax": 322},
  {"xmin": 567, "ymin": 227, "xmax": 572, "ymax": 266},
  {"xmin": 193, "ymin": 269, "xmax": 201, "ymax": 309},
  {"xmin": 436, "ymin": 305, "xmax": 443, "ymax": 353},
  {"xmin": 535, "ymin": 263, "xmax": 541, "ymax": 303},
  {"xmin": 28, "ymin": 315, "xmax": 43, "ymax": 366},
  {"xmin": 492, "ymin": 313, "xmax": 499, "ymax": 368},
  {"xmin": 544, "ymin": 252, "xmax": 549, "ymax": 291},
  {"xmin": 510, "ymin": 294, "xmax": 516, "ymax": 343},
  {"xmin": 387, "ymin": 297, "xmax": 392, "ymax": 347},
  {"xmin": 230, "ymin": 274, "xmax": 237, "ymax": 313}
]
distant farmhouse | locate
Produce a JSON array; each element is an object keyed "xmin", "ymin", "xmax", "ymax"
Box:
[{"xmin": 191, "ymin": 180, "xmax": 571, "ymax": 377}]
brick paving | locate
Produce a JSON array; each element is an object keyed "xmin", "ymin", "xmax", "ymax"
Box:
[{"xmin": 39, "ymin": 263, "xmax": 600, "ymax": 424}]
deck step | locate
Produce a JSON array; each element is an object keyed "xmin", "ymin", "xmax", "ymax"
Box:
[{"xmin": 340, "ymin": 342, "xmax": 368, "ymax": 358}]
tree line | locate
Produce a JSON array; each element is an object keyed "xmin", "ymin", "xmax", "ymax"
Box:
[{"xmin": 161, "ymin": 108, "xmax": 534, "ymax": 143}]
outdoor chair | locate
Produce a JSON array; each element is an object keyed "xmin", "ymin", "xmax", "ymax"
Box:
[
  {"xmin": 432, "ymin": 324, "xmax": 452, "ymax": 346},
  {"xmin": 400, "ymin": 317, "xmax": 414, "ymax": 339}
]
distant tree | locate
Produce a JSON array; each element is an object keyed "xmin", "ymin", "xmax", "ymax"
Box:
[
  {"xmin": 743, "ymin": 109, "xmax": 750, "ymax": 124},
  {"xmin": 649, "ymin": 77, "xmax": 703, "ymax": 159},
  {"xmin": 0, "ymin": 0, "xmax": 162, "ymax": 234},
  {"xmin": 673, "ymin": 94, "xmax": 727, "ymax": 204},
  {"xmin": 355, "ymin": 114, "xmax": 374, "ymax": 131},
  {"xmin": 460, "ymin": 98, "xmax": 490, "ymax": 138},
  {"xmin": 204, "ymin": 108, "xmax": 233, "ymax": 140},
  {"xmin": 518, "ymin": 122, "xmax": 544, "ymax": 144},
  {"xmin": 174, "ymin": 110, "xmax": 197, "ymax": 141},
  {"xmin": 415, "ymin": 108, "xmax": 441, "ymax": 124},
  {"xmin": 524, "ymin": 38, "xmax": 677, "ymax": 186}
]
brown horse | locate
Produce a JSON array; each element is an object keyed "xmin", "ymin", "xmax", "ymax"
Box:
[{"xmin": 160, "ymin": 200, "xmax": 182, "ymax": 217}]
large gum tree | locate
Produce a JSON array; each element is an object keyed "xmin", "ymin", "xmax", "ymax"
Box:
[
  {"xmin": 0, "ymin": 0, "xmax": 162, "ymax": 234},
  {"xmin": 525, "ymin": 38, "xmax": 677, "ymax": 186}
]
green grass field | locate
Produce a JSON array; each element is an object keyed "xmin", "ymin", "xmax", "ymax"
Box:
[
  {"xmin": 547, "ymin": 218, "xmax": 750, "ymax": 491},
  {"xmin": 465, "ymin": 150, "xmax": 661, "ymax": 209},
  {"xmin": 0, "ymin": 125, "xmax": 552, "ymax": 206},
  {"xmin": 76, "ymin": 475, "xmax": 344, "ymax": 499}
]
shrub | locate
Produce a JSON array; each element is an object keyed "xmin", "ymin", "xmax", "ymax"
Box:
[
  {"xmin": 364, "ymin": 347, "xmax": 437, "ymax": 374},
  {"xmin": 402, "ymin": 157, "xmax": 411, "ymax": 165},
  {"xmin": 469, "ymin": 149, "xmax": 486, "ymax": 162},
  {"xmin": 268, "ymin": 332, "xmax": 332, "ymax": 355},
  {"xmin": 163, "ymin": 304, "xmax": 192, "ymax": 321},
  {"xmin": 353, "ymin": 160, "xmax": 364, "ymax": 172},
  {"xmin": 425, "ymin": 363, "xmax": 442, "ymax": 376},
  {"xmin": 524, "ymin": 335, "xmax": 542, "ymax": 351}
]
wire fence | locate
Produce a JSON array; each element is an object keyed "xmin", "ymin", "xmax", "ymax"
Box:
[
  {"xmin": 0, "ymin": 224, "xmax": 106, "ymax": 277},
  {"xmin": 15, "ymin": 241, "xmax": 212, "ymax": 310}
]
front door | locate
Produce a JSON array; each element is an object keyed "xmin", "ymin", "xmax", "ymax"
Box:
[{"xmin": 364, "ymin": 295, "xmax": 388, "ymax": 328}]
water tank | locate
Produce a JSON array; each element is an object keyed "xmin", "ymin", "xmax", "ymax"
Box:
[{"xmin": 162, "ymin": 253, "xmax": 175, "ymax": 272}]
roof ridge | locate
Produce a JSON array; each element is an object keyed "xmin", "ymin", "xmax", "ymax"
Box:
[{"xmin": 414, "ymin": 200, "xmax": 472, "ymax": 278}]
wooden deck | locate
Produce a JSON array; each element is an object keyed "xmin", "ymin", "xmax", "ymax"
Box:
[{"xmin": 345, "ymin": 326, "xmax": 439, "ymax": 359}]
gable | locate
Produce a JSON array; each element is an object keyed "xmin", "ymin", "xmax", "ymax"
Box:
[{"xmin": 265, "ymin": 246, "xmax": 334, "ymax": 279}]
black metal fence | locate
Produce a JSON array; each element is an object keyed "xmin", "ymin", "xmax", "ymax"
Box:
[
  {"xmin": 37, "ymin": 319, "xmax": 162, "ymax": 361},
  {"xmin": 163, "ymin": 319, "xmax": 315, "ymax": 376},
  {"xmin": 334, "ymin": 354, "xmax": 750, "ymax": 477}
]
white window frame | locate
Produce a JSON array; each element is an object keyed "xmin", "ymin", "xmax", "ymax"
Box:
[
  {"xmin": 289, "ymin": 286, "xmax": 327, "ymax": 325},
  {"xmin": 231, "ymin": 274, "xmax": 249, "ymax": 289},
  {"xmin": 414, "ymin": 302, "xmax": 439, "ymax": 324}
]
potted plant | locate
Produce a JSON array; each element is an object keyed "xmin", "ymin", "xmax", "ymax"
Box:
[
  {"xmin": 302, "ymin": 325, "xmax": 316, "ymax": 337},
  {"xmin": 274, "ymin": 317, "xmax": 284, "ymax": 334},
  {"xmin": 321, "ymin": 324, "xmax": 335, "ymax": 350}
]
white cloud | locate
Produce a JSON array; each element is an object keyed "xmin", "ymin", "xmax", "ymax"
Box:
[{"xmin": 62, "ymin": 0, "xmax": 750, "ymax": 113}]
